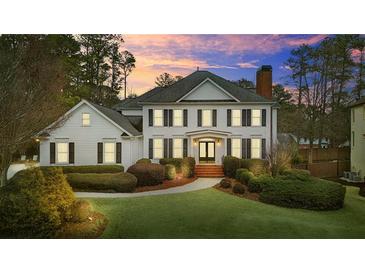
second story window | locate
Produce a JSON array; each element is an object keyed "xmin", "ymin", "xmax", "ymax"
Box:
[
  {"xmin": 202, "ymin": 109, "xmax": 212, "ymax": 127},
  {"xmin": 173, "ymin": 109, "xmax": 183, "ymax": 126},
  {"xmin": 154, "ymin": 109, "xmax": 163, "ymax": 126},
  {"xmin": 252, "ymin": 109, "xmax": 261, "ymax": 126},
  {"xmin": 82, "ymin": 113, "xmax": 90, "ymax": 126},
  {"xmin": 232, "ymin": 110, "xmax": 241, "ymax": 126}
]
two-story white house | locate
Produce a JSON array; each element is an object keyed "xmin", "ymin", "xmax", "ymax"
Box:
[{"xmin": 39, "ymin": 65, "xmax": 278, "ymax": 170}]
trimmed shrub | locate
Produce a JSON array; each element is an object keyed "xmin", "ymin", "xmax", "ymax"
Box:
[
  {"xmin": 239, "ymin": 170, "xmax": 255, "ymax": 185},
  {"xmin": 42, "ymin": 165, "xmax": 124, "ymax": 174},
  {"xmin": 165, "ymin": 164, "xmax": 176, "ymax": 180},
  {"xmin": 281, "ymin": 169, "xmax": 310, "ymax": 181},
  {"xmin": 136, "ymin": 158, "xmax": 151, "ymax": 164},
  {"xmin": 70, "ymin": 200, "xmax": 92, "ymax": 223},
  {"xmin": 182, "ymin": 157, "xmax": 196, "ymax": 178},
  {"xmin": 0, "ymin": 167, "xmax": 75, "ymax": 238},
  {"xmin": 235, "ymin": 168, "xmax": 249, "ymax": 180},
  {"xmin": 240, "ymin": 159, "xmax": 268, "ymax": 176},
  {"xmin": 159, "ymin": 158, "xmax": 183, "ymax": 173},
  {"xmin": 219, "ymin": 179, "xmax": 231, "ymax": 188},
  {"xmin": 67, "ymin": 172, "xmax": 137, "ymax": 192},
  {"xmin": 359, "ymin": 187, "xmax": 365, "ymax": 197},
  {"xmin": 232, "ymin": 183, "xmax": 245, "ymax": 194},
  {"xmin": 247, "ymin": 175, "xmax": 274, "ymax": 193},
  {"xmin": 223, "ymin": 156, "xmax": 240, "ymax": 178},
  {"xmin": 127, "ymin": 163, "xmax": 165, "ymax": 186},
  {"xmin": 259, "ymin": 177, "xmax": 346, "ymax": 210}
]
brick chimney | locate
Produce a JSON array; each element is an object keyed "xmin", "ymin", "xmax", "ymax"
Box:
[{"xmin": 256, "ymin": 65, "xmax": 272, "ymax": 99}]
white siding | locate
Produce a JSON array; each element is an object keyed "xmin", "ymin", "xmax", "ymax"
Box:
[{"xmin": 182, "ymin": 80, "xmax": 234, "ymax": 101}]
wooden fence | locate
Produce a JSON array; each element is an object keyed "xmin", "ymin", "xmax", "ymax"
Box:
[
  {"xmin": 294, "ymin": 160, "xmax": 350, "ymax": 178},
  {"xmin": 299, "ymin": 148, "xmax": 350, "ymax": 163}
]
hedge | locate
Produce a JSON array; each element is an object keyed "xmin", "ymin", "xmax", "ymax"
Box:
[
  {"xmin": 159, "ymin": 158, "xmax": 183, "ymax": 173},
  {"xmin": 223, "ymin": 156, "xmax": 240, "ymax": 178},
  {"xmin": 127, "ymin": 163, "xmax": 165, "ymax": 186},
  {"xmin": 247, "ymin": 175, "xmax": 274, "ymax": 193},
  {"xmin": 67, "ymin": 172, "xmax": 137, "ymax": 192},
  {"xmin": 235, "ymin": 168, "xmax": 249, "ymax": 180},
  {"xmin": 280, "ymin": 169, "xmax": 311, "ymax": 181},
  {"xmin": 182, "ymin": 157, "xmax": 195, "ymax": 178},
  {"xmin": 233, "ymin": 183, "xmax": 245, "ymax": 194},
  {"xmin": 165, "ymin": 164, "xmax": 176, "ymax": 180},
  {"xmin": 240, "ymin": 159, "xmax": 268, "ymax": 176},
  {"xmin": 136, "ymin": 158, "xmax": 151, "ymax": 164},
  {"xmin": 0, "ymin": 167, "xmax": 75, "ymax": 238},
  {"xmin": 42, "ymin": 165, "xmax": 124, "ymax": 174},
  {"xmin": 239, "ymin": 170, "xmax": 255, "ymax": 185}
]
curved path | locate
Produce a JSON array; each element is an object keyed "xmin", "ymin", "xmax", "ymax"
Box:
[{"xmin": 75, "ymin": 177, "xmax": 222, "ymax": 198}]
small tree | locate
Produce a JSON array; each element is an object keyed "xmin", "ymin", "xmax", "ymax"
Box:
[{"xmin": 266, "ymin": 143, "xmax": 296, "ymax": 177}]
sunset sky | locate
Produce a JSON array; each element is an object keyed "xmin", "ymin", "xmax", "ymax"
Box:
[{"xmin": 121, "ymin": 34, "xmax": 328, "ymax": 95}]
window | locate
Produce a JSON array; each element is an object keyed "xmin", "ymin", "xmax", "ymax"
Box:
[
  {"xmin": 352, "ymin": 131, "xmax": 355, "ymax": 147},
  {"xmin": 252, "ymin": 109, "xmax": 261, "ymax": 126},
  {"xmin": 173, "ymin": 109, "xmax": 183, "ymax": 126},
  {"xmin": 202, "ymin": 109, "xmax": 212, "ymax": 127},
  {"xmin": 173, "ymin": 138, "xmax": 183, "ymax": 158},
  {"xmin": 154, "ymin": 109, "xmax": 163, "ymax": 126},
  {"xmin": 82, "ymin": 113, "xmax": 90, "ymax": 126},
  {"xmin": 57, "ymin": 143, "xmax": 68, "ymax": 163},
  {"xmin": 232, "ymin": 110, "xmax": 241, "ymax": 126},
  {"xmin": 251, "ymin": 138, "xmax": 261, "ymax": 159},
  {"xmin": 153, "ymin": 139, "xmax": 163, "ymax": 159},
  {"xmin": 231, "ymin": 138, "xmax": 241, "ymax": 158},
  {"xmin": 104, "ymin": 142, "xmax": 115, "ymax": 163}
]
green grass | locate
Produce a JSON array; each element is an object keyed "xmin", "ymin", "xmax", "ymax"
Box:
[{"xmin": 88, "ymin": 186, "xmax": 365, "ymax": 238}]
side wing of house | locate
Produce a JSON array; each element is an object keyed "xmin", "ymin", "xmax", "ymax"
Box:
[{"xmin": 39, "ymin": 101, "xmax": 142, "ymax": 168}]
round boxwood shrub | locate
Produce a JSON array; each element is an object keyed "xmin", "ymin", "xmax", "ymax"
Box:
[
  {"xmin": 359, "ymin": 187, "xmax": 365, "ymax": 197},
  {"xmin": 182, "ymin": 157, "xmax": 196, "ymax": 178},
  {"xmin": 223, "ymin": 156, "xmax": 240, "ymax": 178},
  {"xmin": 235, "ymin": 168, "xmax": 249, "ymax": 180},
  {"xmin": 67, "ymin": 172, "xmax": 137, "ymax": 192},
  {"xmin": 136, "ymin": 158, "xmax": 151, "ymax": 164},
  {"xmin": 70, "ymin": 200, "xmax": 92, "ymax": 223},
  {"xmin": 165, "ymin": 164, "xmax": 176, "ymax": 180},
  {"xmin": 240, "ymin": 159, "xmax": 268, "ymax": 176},
  {"xmin": 247, "ymin": 174, "xmax": 273, "ymax": 193},
  {"xmin": 259, "ymin": 178, "xmax": 346, "ymax": 210},
  {"xmin": 127, "ymin": 163, "xmax": 165, "ymax": 186},
  {"xmin": 43, "ymin": 165, "xmax": 125, "ymax": 174},
  {"xmin": 232, "ymin": 183, "xmax": 245, "ymax": 194},
  {"xmin": 159, "ymin": 158, "xmax": 183, "ymax": 173},
  {"xmin": 239, "ymin": 170, "xmax": 255, "ymax": 185},
  {"xmin": 219, "ymin": 179, "xmax": 231, "ymax": 188}
]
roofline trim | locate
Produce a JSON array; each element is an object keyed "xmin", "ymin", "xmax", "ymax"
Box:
[{"xmin": 138, "ymin": 101, "xmax": 276, "ymax": 105}]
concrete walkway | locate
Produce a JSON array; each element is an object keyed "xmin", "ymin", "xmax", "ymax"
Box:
[{"xmin": 75, "ymin": 177, "xmax": 222, "ymax": 198}]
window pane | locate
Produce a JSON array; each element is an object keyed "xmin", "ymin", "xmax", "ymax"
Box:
[
  {"xmin": 207, "ymin": 143, "xmax": 214, "ymax": 157},
  {"xmin": 104, "ymin": 143, "xmax": 115, "ymax": 163},
  {"xmin": 154, "ymin": 110, "xmax": 163, "ymax": 126},
  {"xmin": 202, "ymin": 110, "xmax": 212, "ymax": 127},
  {"xmin": 82, "ymin": 113, "xmax": 90, "ymax": 126},
  {"xmin": 252, "ymin": 109, "xmax": 261, "ymax": 126},
  {"xmin": 232, "ymin": 139, "xmax": 241, "ymax": 158},
  {"xmin": 173, "ymin": 139, "xmax": 183, "ymax": 158},
  {"xmin": 199, "ymin": 142, "xmax": 206, "ymax": 158},
  {"xmin": 57, "ymin": 143, "xmax": 68, "ymax": 163},
  {"xmin": 232, "ymin": 110, "xmax": 241, "ymax": 126},
  {"xmin": 173, "ymin": 109, "xmax": 183, "ymax": 126},
  {"xmin": 154, "ymin": 139, "xmax": 163, "ymax": 159},
  {"xmin": 251, "ymin": 138, "xmax": 261, "ymax": 159}
]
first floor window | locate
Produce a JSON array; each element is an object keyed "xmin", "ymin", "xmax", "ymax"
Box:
[
  {"xmin": 202, "ymin": 109, "xmax": 212, "ymax": 127},
  {"xmin": 154, "ymin": 109, "xmax": 163, "ymax": 126},
  {"xmin": 173, "ymin": 138, "xmax": 183, "ymax": 158},
  {"xmin": 173, "ymin": 109, "xmax": 183, "ymax": 126},
  {"xmin": 153, "ymin": 138, "xmax": 163, "ymax": 159},
  {"xmin": 251, "ymin": 138, "xmax": 261, "ymax": 159},
  {"xmin": 252, "ymin": 109, "xmax": 261, "ymax": 126},
  {"xmin": 232, "ymin": 110, "xmax": 241, "ymax": 126},
  {"xmin": 104, "ymin": 142, "xmax": 115, "ymax": 163},
  {"xmin": 57, "ymin": 142, "xmax": 68, "ymax": 163},
  {"xmin": 231, "ymin": 138, "xmax": 241, "ymax": 158},
  {"xmin": 82, "ymin": 113, "xmax": 90, "ymax": 126}
]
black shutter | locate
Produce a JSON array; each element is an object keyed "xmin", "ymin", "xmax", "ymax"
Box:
[
  {"xmin": 212, "ymin": 110, "xmax": 217, "ymax": 127},
  {"xmin": 168, "ymin": 139, "xmax": 173, "ymax": 158},
  {"xmin": 183, "ymin": 139, "xmax": 188, "ymax": 157},
  {"xmin": 227, "ymin": 109, "xmax": 231, "ymax": 127},
  {"xmin": 262, "ymin": 109, "xmax": 266, "ymax": 127},
  {"xmin": 69, "ymin": 142, "xmax": 75, "ymax": 164},
  {"xmin": 50, "ymin": 142, "xmax": 55, "ymax": 164},
  {"xmin": 97, "ymin": 142, "xmax": 103, "ymax": 163},
  {"xmin": 183, "ymin": 109, "xmax": 188, "ymax": 127},
  {"xmin": 227, "ymin": 138, "xmax": 231, "ymax": 156},
  {"xmin": 163, "ymin": 139, "xmax": 168, "ymax": 158},
  {"xmin": 242, "ymin": 109, "xmax": 247, "ymax": 126},
  {"xmin": 247, "ymin": 109, "xmax": 252, "ymax": 126},
  {"xmin": 169, "ymin": 109, "xmax": 173, "ymax": 127},
  {"xmin": 148, "ymin": 109, "xmax": 153, "ymax": 126},
  {"xmin": 261, "ymin": 139, "xmax": 266, "ymax": 159},
  {"xmin": 116, "ymin": 142, "xmax": 122, "ymax": 163},
  {"xmin": 247, "ymin": 139, "xmax": 251, "ymax": 159},
  {"xmin": 164, "ymin": 109, "xmax": 168, "ymax": 127},
  {"xmin": 242, "ymin": 139, "xmax": 247, "ymax": 159},
  {"xmin": 197, "ymin": 109, "xmax": 202, "ymax": 127},
  {"xmin": 149, "ymin": 139, "xmax": 153, "ymax": 159}
]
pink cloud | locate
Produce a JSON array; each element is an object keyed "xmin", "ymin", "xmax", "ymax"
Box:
[{"xmin": 237, "ymin": 60, "xmax": 259, "ymax": 68}]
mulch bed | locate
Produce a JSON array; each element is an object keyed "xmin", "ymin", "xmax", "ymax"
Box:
[
  {"xmin": 213, "ymin": 177, "xmax": 260, "ymax": 201},
  {"xmin": 135, "ymin": 174, "xmax": 197, "ymax": 192}
]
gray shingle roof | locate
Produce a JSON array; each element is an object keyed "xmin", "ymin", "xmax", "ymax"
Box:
[
  {"xmin": 113, "ymin": 87, "xmax": 164, "ymax": 111},
  {"xmin": 88, "ymin": 101, "xmax": 141, "ymax": 136}
]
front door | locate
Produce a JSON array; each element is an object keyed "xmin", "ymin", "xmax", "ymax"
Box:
[{"xmin": 199, "ymin": 141, "xmax": 215, "ymax": 163}]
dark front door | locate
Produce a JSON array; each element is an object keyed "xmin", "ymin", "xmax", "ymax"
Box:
[{"xmin": 199, "ymin": 141, "xmax": 215, "ymax": 162}]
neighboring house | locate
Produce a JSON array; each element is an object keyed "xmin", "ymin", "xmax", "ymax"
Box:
[
  {"xmin": 39, "ymin": 65, "xmax": 278, "ymax": 169},
  {"xmin": 297, "ymin": 137, "xmax": 330, "ymax": 149},
  {"xmin": 349, "ymin": 97, "xmax": 365, "ymax": 177}
]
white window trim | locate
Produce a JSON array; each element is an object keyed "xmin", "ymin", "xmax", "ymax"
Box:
[
  {"xmin": 202, "ymin": 109, "xmax": 213, "ymax": 127},
  {"xmin": 173, "ymin": 138, "xmax": 183, "ymax": 158},
  {"xmin": 104, "ymin": 142, "xmax": 116, "ymax": 164},
  {"xmin": 153, "ymin": 138, "xmax": 164, "ymax": 159},
  {"xmin": 231, "ymin": 109, "xmax": 241, "ymax": 127},
  {"xmin": 56, "ymin": 142, "xmax": 69, "ymax": 164},
  {"xmin": 153, "ymin": 109, "xmax": 163, "ymax": 127},
  {"xmin": 82, "ymin": 113, "xmax": 90, "ymax": 127},
  {"xmin": 251, "ymin": 109, "xmax": 262, "ymax": 127},
  {"xmin": 173, "ymin": 109, "xmax": 183, "ymax": 127}
]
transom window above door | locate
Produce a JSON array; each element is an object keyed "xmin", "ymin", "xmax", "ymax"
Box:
[
  {"xmin": 154, "ymin": 110, "xmax": 163, "ymax": 126},
  {"xmin": 202, "ymin": 109, "xmax": 212, "ymax": 127}
]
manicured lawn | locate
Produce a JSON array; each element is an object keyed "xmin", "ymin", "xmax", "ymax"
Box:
[{"xmin": 88, "ymin": 186, "xmax": 365, "ymax": 238}]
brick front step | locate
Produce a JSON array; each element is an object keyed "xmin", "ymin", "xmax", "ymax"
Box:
[{"xmin": 195, "ymin": 165, "xmax": 224, "ymax": 177}]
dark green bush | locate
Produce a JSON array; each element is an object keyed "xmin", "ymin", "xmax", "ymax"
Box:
[
  {"xmin": 67, "ymin": 172, "xmax": 137, "ymax": 192},
  {"xmin": 239, "ymin": 170, "xmax": 255, "ymax": 185},
  {"xmin": 259, "ymin": 178, "xmax": 346, "ymax": 210},
  {"xmin": 70, "ymin": 200, "xmax": 92, "ymax": 223},
  {"xmin": 359, "ymin": 187, "xmax": 365, "ymax": 197},
  {"xmin": 42, "ymin": 165, "xmax": 124, "ymax": 174},
  {"xmin": 280, "ymin": 169, "xmax": 310, "ymax": 181},
  {"xmin": 219, "ymin": 179, "xmax": 231, "ymax": 188},
  {"xmin": 182, "ymin": 157, "xmax": 196, "ymax": 178},
  {"xmin": 223, "ymin": 156, "xmax": 240, "ymax": 178},
  {"xmin": 136, "ymin": 158, "xmax": 151, "ymax": 164},
  {"xmin": 247, "ymin": 175, "xmax": 274, "ymax": 193},
  {"xmin": 165, "ymin": 164, "xmax": 176, "ymax": 180},
  {"xmin": 0, "ymin": 167, "xmax": 75, "ymax": 238},
  {"xmin": 232, "ymin": 183, "xmax": 245, "ymax": 194},
  {"xmin": 127, "ymin": 163, "xmax": 165, "ymax": 186},
  {"xmin": 240, "ymin": 159, "xmax": 268, "ymax": 176},
  {"xmin": 235, "ymin": 168, "xmax": 249, "ymax": 180},
  {"xmin": 159, "ymin": 158, "xmax": 183, "ymax": 172}
]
